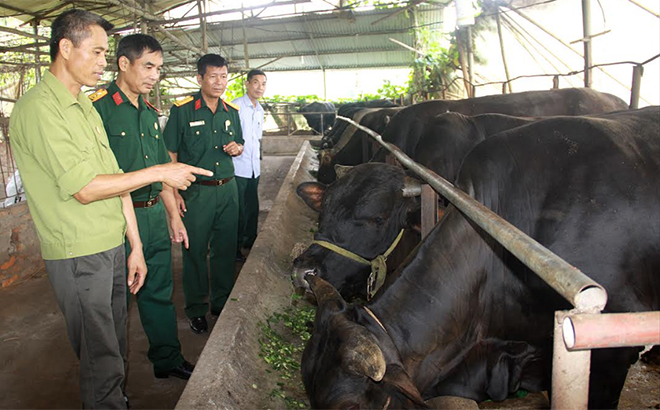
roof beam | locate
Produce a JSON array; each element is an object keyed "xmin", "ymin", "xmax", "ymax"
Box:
[
  {"xmin": 154, "ymin": 0, "xmax": 311, "ymax": 25},
  {"xmin": 0, "ymin": 3, "xmax": 41, "ymax": 18},
  {"xmin": 0, "ymin": 42, "xmax": 49, "ymax": 53},
  {"xmin": 0, "ymin": 26, "xmax": 48, "ymax": 41}
]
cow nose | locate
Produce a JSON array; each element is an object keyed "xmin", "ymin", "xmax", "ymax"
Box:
[{"xmin": 291, "ymin": 267, "xmax": 316, "ymax": 292}]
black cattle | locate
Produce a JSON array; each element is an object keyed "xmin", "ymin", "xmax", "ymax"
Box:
[
  {"xmin": 317, "ymin": 107, "xmax": 403, "ymax": 184},
  {"xmin": 321, "ymin": 100, "xmax": 399, "ymax": 148},
  {"xmin": 368, "ymin": 87, "xmax": 627, "ymax": 162},
  {"xmin": 301, "ymin": 106, "xmax": 660, "ymax": 409},
  {"xmin": 299, "ymin": 102, "xmax": 336, "ymax": 135},
  {"xmin": 295, "ymin": 112, "xmax": 538, "ymax": 300}
]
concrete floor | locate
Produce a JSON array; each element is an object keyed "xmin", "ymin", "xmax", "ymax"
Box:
[{"xmin": 0, "ymin": 155, "xmax": 296, "ymax": 409}]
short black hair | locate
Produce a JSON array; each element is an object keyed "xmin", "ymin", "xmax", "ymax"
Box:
[
  {"xmin": 116, "ymin": 34, "xmax": 163, "ymax": 64},
  {"xmin": 247, "ymin": 69, "xmax": 266, "ymax": 82},
  {"xmin": 197, "ymin": 54, "xmax": 228, "ymax": 76},
  {"xmin": 50, "ymin": 9, "xmax": 113, "ymax": 62}
]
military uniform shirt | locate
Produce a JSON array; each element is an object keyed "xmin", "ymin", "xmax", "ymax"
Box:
[
  {"xmin": 163, "ymin": 92, "xmax": 243, "ymax": 180},
  {"xmin": 92, "ymin": 81, "xmax": 170, "ymax": 201},
  {"xmin": 9, "ymin": 70, "xmax": 126, "ymax": 260}
]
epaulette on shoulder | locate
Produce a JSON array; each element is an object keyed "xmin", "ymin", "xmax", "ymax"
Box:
[
  {"xmin": 173, "ymin": 95, "xmax": 194, "ymax": 107},
  {"xmin": 89, "ymin": 88, "xmax": 108, "ymax": 102},
  {"xmin": 225, "ymin": 100, "xmax": 240, "ymax": 111}
]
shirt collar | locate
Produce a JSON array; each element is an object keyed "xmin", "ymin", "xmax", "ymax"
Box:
[
  {"xmin": 43, "ymin": 70, "xmax": 95, "ymax": 114},
  {"xmin": 108, "ymin": 81, "xmax": 148, "ymax": 111},
  {"xmin": 195, "ymin": 91, "xmax": 229, "ymax": 112}
]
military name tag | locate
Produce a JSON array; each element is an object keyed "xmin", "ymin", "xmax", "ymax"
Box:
[{"xmin": 189, "ymin": 120, "xmax": 205, "ymax": 127}]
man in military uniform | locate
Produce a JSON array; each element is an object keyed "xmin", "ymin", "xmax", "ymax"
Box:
[
  {"xmin": 164, "ymin": 54, "xmax": 244, "ymax": 334},
  {"xmin": 93, "ymin": 34, "xmax": 194, "ymax": 379}
]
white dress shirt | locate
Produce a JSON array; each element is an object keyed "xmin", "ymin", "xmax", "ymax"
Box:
[{"xmin": 232, "ymin": 94, "xmax": 264, "ymax": 178}]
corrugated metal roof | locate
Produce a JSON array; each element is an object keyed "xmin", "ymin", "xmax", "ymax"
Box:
[
  {"xmin": 161, "ymin": 5, "xmax": 445, "ymax": 74},
  {"xmin": 0, "ymin": 1, "xmax": 446, "ymax": 75}
]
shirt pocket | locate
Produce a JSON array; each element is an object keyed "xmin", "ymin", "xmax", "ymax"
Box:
[{"xmin": 183, "ymin": 124, "xmax": 207, "ymax": 162}]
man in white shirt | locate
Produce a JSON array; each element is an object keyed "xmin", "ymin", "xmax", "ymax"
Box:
[{"xmin": 233, "ymin": 69, "xmax": 267, "ymax": 261}]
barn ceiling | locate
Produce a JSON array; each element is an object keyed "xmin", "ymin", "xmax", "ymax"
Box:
[{"xmin": 0, "ymin": 0, "xmax": 448, "ymax": 75}]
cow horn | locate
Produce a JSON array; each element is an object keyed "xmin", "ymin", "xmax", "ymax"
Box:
[
  {"xmin": 334, "ymin": 164, "xmax": 354, "ymax": 179},
  {"xmin": 306, "ymin": 275, "xmax": 346, "ymax": 311},
  {"xmin": 340, "ymin": 323, "xmax": 387, "ymax": 382},
  {"xmin": 402, "ymin": 176, "xmax": 422, "ymax": 197}
]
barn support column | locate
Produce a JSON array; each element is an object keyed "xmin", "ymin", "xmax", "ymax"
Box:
[
  {"xmin": 495, "ymin": 8, "xmax": 511, "ymax": 93},
  {"xmin": 242, "ymin": 7, "xmax": 249, "ymax": 69},
  {"xmin": 199, "ymin": 0, "xmax": 208, "ymax": 54},
  {"xmin": 629, "ymin": 64, "xmax": 643, "ymax": 109},
  {"xmin": 32, "ymin": 21, "xmax": 41, "ymax": 83},
  {"xmin": 322, "ymin": 69, "xmax": 327, "ymax": 101},
  {"xmin": 552, "ymin": 311, "xmax": 590, "ymax": 410},
  {"xmin": 466, "ymin": 26, "xmax": 475, "ymax": 97},
  {"xmin": 581, "ymin": 0, "xmax": 593, "ymax": 87}
]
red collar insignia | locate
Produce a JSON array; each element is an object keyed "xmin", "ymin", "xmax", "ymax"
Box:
[
  {"xmin": 143, "ymin": 98, "xmax": 160, "ymax": 113},
  {"xmin": 195, "ymin": 99, "xmax": 202, "ymax": 110},
  {"xmin": 221, "ymin": 99, "xmax": 228, "ymax": 112},
  {"xmin": 112, "ymin": 91, "xmax": 123, "ymax": 106}
]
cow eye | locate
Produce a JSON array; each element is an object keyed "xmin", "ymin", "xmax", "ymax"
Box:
[{"xmin": 373, "ymin": 216, "xmax": 383, "ymax": 224}]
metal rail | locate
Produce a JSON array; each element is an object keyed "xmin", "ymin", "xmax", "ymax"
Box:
[{"xmin": 335, "ymin": 115, "xmax": 608, "ymax": 313}]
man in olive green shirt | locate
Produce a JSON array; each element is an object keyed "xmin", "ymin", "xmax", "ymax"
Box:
[
  {"xmin": 164, "ymin": 54, "xmax": 244, "ymax": 334},
  {"xmin": 9, "ymin": 10, "xmax": 210, "ymax": 409},
  {"xmin": 93, "ymin": 34, "xmax": 193, "ymax": 380}
]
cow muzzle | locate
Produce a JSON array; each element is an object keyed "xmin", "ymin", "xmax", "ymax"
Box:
[{"xmin": 291, "ymin": 266, "xmax": 317, "ymax": 293}]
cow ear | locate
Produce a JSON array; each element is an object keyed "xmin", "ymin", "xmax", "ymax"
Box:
[
  {"xmin": 486, "ymin": 341, "xmax": 540, "ymax": 401},
  {"xmin": 383, "ymin": 364, "xmax": 428, "ymax": 408},
  {"xmin": 297, "ymin": 181, "xmax": 326, "ymax": 212}
]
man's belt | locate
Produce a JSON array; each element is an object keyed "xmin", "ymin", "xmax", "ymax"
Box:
[
  {"xmin": 195, "ymin": 176, "xmax": 233, "ymax": 186},
  {"xmin": 133, "ymin": 196, "xmax": 160, "ymax": 208}
]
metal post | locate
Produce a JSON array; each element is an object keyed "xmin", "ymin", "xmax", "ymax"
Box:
[
  {"xmin": 421, "ymin": 185, "xmax": 438, "ymax": 239},
  {"xmin": 467, "ymin": 26, "xmax": 475, "ymax": 97},
  {"xmin": 32, "ymin": 21, "xmax": 41, "ymax": 83},
  {"xmin": 496, "ymin": 7, "xmax": 512, "ymax": 93},
  {"xmin": 582, "ymin": 0, "xmax": 592, "ymax": 88},
  {"xmin": 630, "ymin": 64, "xmax": 643, "ymax": 109},
  {"xmin": 553, "ymin": 75, "xmax": 560, "ymax": 89},
  {"xmin": 197, "ymin": 0, "xmax": 206, "ymax": 53},
  {"xmin": 552, "ymin": 311, "xmax": 590, "ymax": 410}
]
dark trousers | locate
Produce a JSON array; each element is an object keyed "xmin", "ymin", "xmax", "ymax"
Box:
[
  {"xmin": 45, "ymin": 245, "xmax": 127, "ymax": 409},
  {"xmin": 127, "ymin": 201, "xmax": 184, "ymax": 373},
  {"xmin": 180, "ymin": 179, "xmax": 239, "ymax": 318},
  {"xmin": 236, "ymin": 175, "xmax": 260, "ymax": 249}
]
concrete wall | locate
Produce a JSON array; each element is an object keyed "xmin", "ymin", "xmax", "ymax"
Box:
[
  {"xmin": 176, "ymin": 143, "xmax": 318, "ymax": 409},
  {"xmin": 0, "ymin": 202, "xmax": 43, "ymax": 288},
  {"xmin": 262, "ymin": 135, "xmax": 320, "ymax": 155}
]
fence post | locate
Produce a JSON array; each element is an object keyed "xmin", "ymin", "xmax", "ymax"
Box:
[
  {"xmin": 553, "ymin": 75, "xmax": 560, "ymax": 89},
  {"xmin": 552, "ymin": 311, "xmax": 590, "ymax": 410},
  {"xmin": 421, "ymin": 185, "xmax": 438, "ymax": 239},
  {"xmin": 630, "ymin": 64, "xmax": 643, "ymax": 109}
]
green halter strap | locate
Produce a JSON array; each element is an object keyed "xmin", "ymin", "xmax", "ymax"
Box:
[{"xmin": 311, "ymin": 229, "xmax": 405, "ymax": 300}]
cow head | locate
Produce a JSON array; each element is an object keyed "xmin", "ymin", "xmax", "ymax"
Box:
[
  {"xmin": 293, "ymin": 163, "xmax": 421, "ymax": 300},
  {"xmin": 302, "ymin": 275, "xmax": 428, "ymax": 409}
]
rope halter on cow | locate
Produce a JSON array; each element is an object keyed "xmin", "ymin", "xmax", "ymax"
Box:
[{"xmin": 311, "ymin": 229, "xmax": 405, "ymax": 300}]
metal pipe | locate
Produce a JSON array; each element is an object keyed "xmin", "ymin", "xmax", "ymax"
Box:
[
  {"xmin": 582, "ymin": 0, "xmax": 593, "ymax": 87},
  {"xmin": 335, "ymin": 115, "xmax": 608, "ymax": 312},
  {"xmin": 630, "ymin": 64, "xmax": 643, "ymax": 109},
  {"xmin": 563, "ymin": 311, "xmax": 660, "ymax": 350},
  {"xmin": 552, "ymin": 311, "xmax": 590, "ymax": 410},
  {"xmin": 420, "ymin": 185, "xmax": 438, "ymax": 239}
]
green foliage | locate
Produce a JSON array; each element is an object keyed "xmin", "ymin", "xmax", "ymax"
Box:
[
  {"xmin": 258, "ymin": 297, "xmax": 315, "ymax": 409},
  {"xmin": 263, "ymin": 94, "xmax": 321, "ymax": 105},
  {"xmin": 224, "ymin": 75, "xmax": 246, "ymax": 101}
]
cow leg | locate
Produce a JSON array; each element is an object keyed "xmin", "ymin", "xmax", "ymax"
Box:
[{"xmin": 588, "ymin": 347, "xmax": 641, "ymax": 409}]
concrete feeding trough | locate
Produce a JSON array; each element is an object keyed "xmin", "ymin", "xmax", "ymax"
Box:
[{"xmin": 176, "ymin": 142, "xmax": 318, "ymax": 409}]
